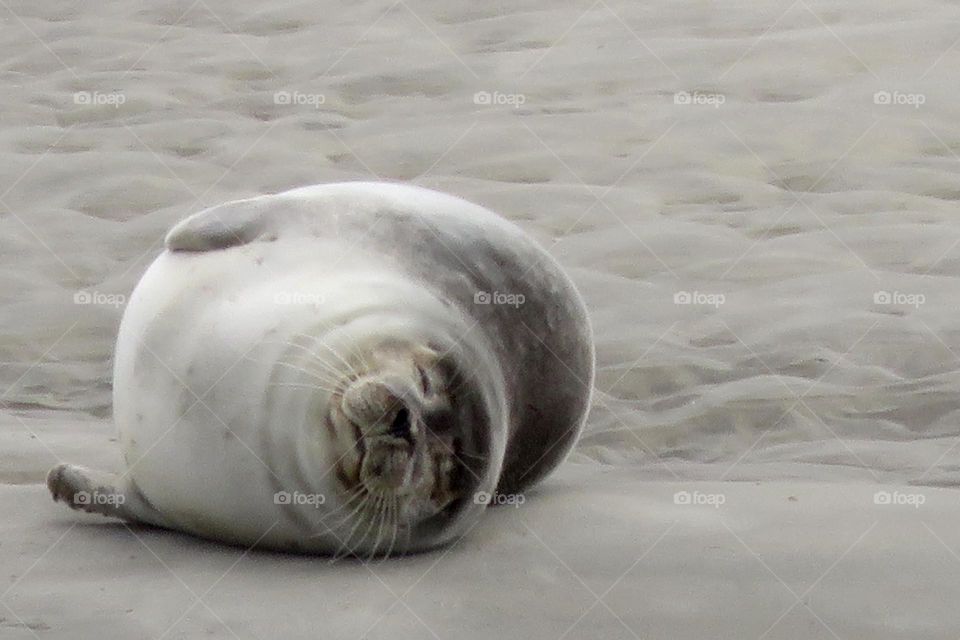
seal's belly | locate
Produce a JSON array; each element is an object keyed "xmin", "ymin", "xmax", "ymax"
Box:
[{"xmin": 113, "ymin": 243, "xmax": 365, "ymax": 536}]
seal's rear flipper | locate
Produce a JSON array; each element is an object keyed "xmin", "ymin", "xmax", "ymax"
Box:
[
  {"xmin": 165, "ymin": 198, "xmax": 270, "ymax": 252},
  {"xmin": 47, "ymin": 463, "xmax": 172, "ymax": 529}
]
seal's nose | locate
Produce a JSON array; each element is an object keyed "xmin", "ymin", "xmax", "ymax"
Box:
[
  {"xmin": 342, "ymin": 376, "xmax": 418, "ymax": 433},
  {"xmin": 387, "ymin": 408, "xmax": 413, "ymax": 443}
]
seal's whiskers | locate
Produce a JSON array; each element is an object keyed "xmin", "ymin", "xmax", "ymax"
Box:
[
  {"xmin": 290, "ymin": 333, "xmax": 362, "ymax": 379},
  {"xmin": 379, "ymin": 497, "xmax": 400, "ymax": 562},
  {"xmin": 244, "ymin": 354, "xmax": 342, "ymax": 390},
  {"xmin": 317, "ymin": 486, "xmax": 366, "ymax": 528},
  {"xmin": 261, "ymin": 337, "xmax": 356, "ymax": 383},
  {"xmin": 367, "ymin": 494, "xmax": 392, "ymax": 561},
  {"xmin": 358, "ymin": 494, "xmax": 386, "ymax": 562},
  {"xmin": 268, "ymin": 382, "xmax": 339, "ymax": 394},
  {"xmin": 333, "ymin": 491, "xmax": 374, "ymax": 560},
  {"xmin": 274, "ymin": 358, "xmax": 342, "ymax": 387}
]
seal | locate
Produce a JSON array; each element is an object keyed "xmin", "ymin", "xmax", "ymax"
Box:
[{"xmin": 47, "ymin": 182, "xmax": 594, "ymax": 557}]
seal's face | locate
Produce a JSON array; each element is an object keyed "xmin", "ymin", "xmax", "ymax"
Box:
[{"xmin": 322, "ymin": 342, "xmax": 474, "ymax": 556}]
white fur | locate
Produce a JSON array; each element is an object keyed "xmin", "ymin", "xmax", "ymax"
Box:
[{"xmin": 113, "ymin": 183, "xmax": 510, "ymax": 552}]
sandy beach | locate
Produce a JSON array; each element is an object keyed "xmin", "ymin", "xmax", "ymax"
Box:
[{"xmin": 3, "ymin": 0, "xmax": 960, "ymax": 637}]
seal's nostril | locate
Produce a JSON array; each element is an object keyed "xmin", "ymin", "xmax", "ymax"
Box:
[{"xmin": 388, "ymin": 408, "xmax": 411, "ymax": 440}]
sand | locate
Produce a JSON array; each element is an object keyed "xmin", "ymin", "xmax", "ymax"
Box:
[{"xmin": 2, "ymin": 0, "xmax": 960, "ymax": 637}]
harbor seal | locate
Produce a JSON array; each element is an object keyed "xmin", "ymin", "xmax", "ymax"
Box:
[{"xmin": 47, "ymin": 182, "xmax": 594, "ymax": 557}]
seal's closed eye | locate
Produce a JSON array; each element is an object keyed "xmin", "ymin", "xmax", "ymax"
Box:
[{"xmin": 416, "ymin": 365, "xmax": 431, "ymax": 394}]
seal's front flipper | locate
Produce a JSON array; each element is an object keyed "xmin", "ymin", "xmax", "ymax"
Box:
[
  {"xmin": 47, "ymin": 463, "xmax": 172, "ymax": 529},
  {"xmin": 165, "ymin": 197, "xmax": 271, "ymax": 252}
]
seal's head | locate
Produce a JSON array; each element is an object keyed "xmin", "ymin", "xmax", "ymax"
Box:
[
  {"xmin": 271, "ymin": 312, "xmax": 503, "ymax": 558},
  {"xmin": 336, "ymin": 344, "xmax": 462, "ymax": 506},
  {"xmin": 326, "ymin": 337, "xmax": 498, "ymax": 557}
]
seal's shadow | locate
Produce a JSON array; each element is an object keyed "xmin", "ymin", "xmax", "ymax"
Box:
[{"xmin": 45, "ymin": 481, "xmax": 556, "ymax": 567}]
